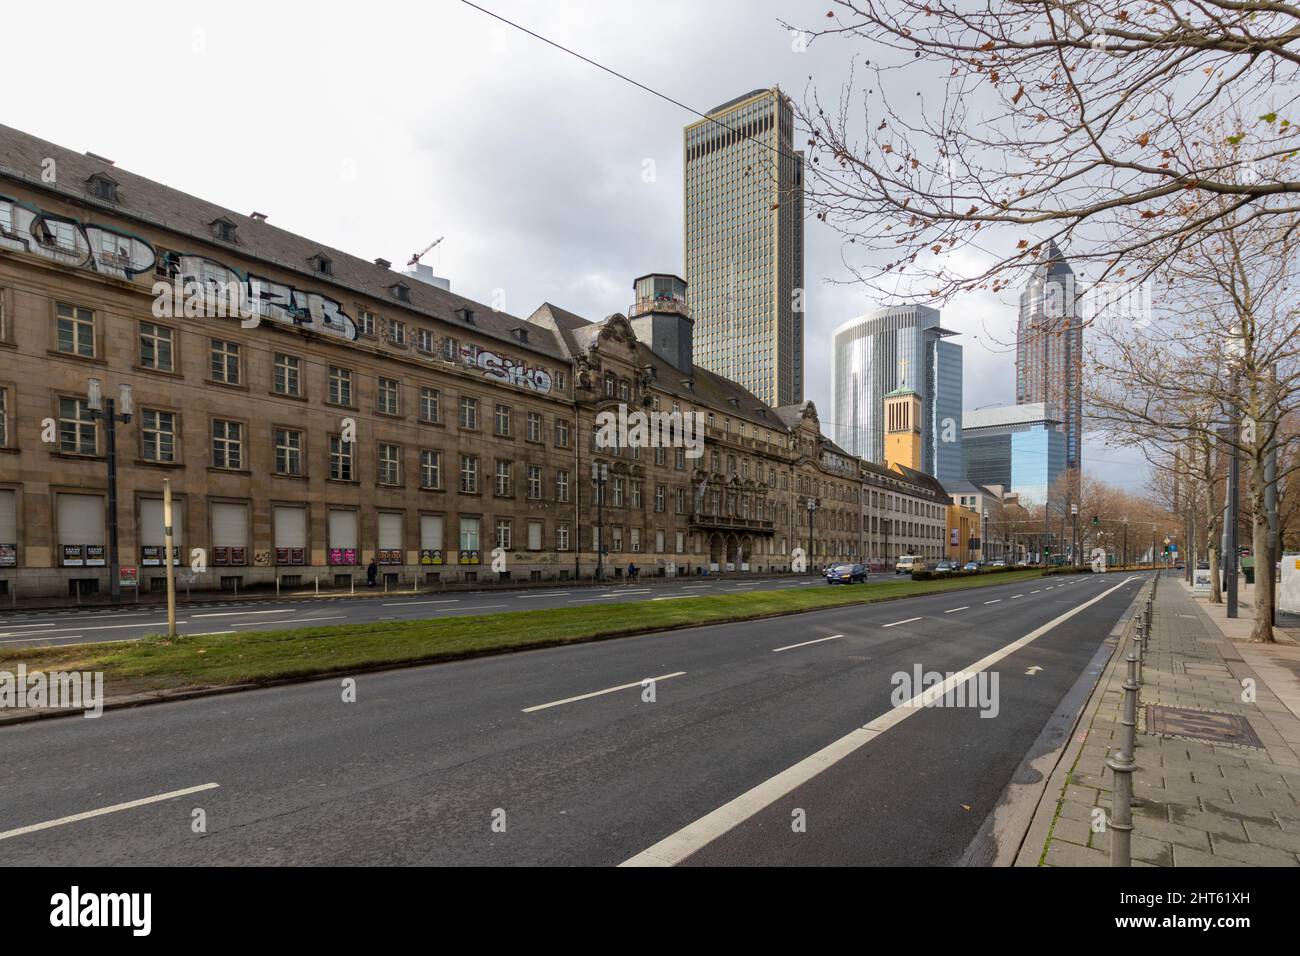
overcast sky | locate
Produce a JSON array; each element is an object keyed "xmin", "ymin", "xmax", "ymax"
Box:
[{"xmin": 6, "ymin": 0, "xmax": 1149, "ymax": 487}]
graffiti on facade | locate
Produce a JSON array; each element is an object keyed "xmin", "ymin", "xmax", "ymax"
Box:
[{"xmin": 471, "ymin": 347, "xmax": 553, "ymax": 394}]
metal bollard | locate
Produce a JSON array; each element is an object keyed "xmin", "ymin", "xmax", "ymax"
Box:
[{"xmin": 1107, "ymin": 645, "xmax": 1141, "ymax": 866}]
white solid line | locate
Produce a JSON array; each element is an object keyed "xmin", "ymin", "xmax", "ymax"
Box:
[
  {"xmin": 651, "ymin": 596, "xmax": 690, "ymax": 601},
  {"xmin": 881, "ymin": 617, "xmax": 922, "ymax": 628},
  {"xmin": 522, "ymin": 672, "xmax": 686, "ymax": 713},
  {"xmin": 231, "ymin": 615, "xmax": 347, "ymax": 627},
  {"xmin": 516, "ymin": 592, "xmax": 571, "ymax": 598},
  {"xmin": 0, "ymin": 783, "xmax": 221, "ymax": 842},
  {"xmin": 191, "ymin": 609, "xmax": 297, "ymax": 618},
  {"xmin": 944, "ymin": 606, "xmax": 969, "ymax": 614},
  {"xmin": 984, "ymin": 599, "xmax": 1002, "ymax": 605},
  {"xmin": 381, "ymin": 599, "xmax": 460, "ymax": 607},
  {"xmin": 186, "ymin": 630, "xmax": 235, "ymax": 637},
  {"xmin": 0, "ymin": 635, "xmax": 83, "ymax": 645},
  {"xmin": 620, "ymin": 575, "xmax": 1140, "ymax": 867},
  {"xmin": 772, "ymin": 634, "xmax": 844, "ymax": 653}
]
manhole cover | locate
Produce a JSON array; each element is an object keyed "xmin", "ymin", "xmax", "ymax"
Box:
[{"xmin": 1145, "ymin": 705, "xmax": 1263, "ymax": 749}]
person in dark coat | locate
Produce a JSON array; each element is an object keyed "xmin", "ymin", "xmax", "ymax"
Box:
[{"xmin": 367, "ymin": 558, "xmax": 378, "ymax": 587}]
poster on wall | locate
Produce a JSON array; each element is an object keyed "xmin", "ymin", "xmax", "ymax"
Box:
[
  {"xmin": 329, "ymin": 548, "xmax": 357, "ymax": 566},
  {"xmin": 458, "ymin": 550, "xmax": 481, "ymax": 566},
  {"xmin": 378, "ymin": 549, "xmax": 402, "ymax": 565},
  {"xmin": 84, "ymin": 545, "xmax": 106, "ymax": 567},
  {"xmin": 62, "ymin": 545, "xmax": 85, "ymax": 566},
  {"xmin": 419, "ymin": 549, "xmax": 443, "ymax": 566},
  {"xmin": 0, "ymin": 544, "xmax": 15, "ymax": 567}
]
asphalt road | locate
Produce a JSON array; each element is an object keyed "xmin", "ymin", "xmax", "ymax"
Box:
[
  {"xmin": 0, "ymin": 573, "xmax": 871, "ymax": 650},
  {"xmin": 0, "ymin": 572, "xmax": 1143, "ymax": 866}
]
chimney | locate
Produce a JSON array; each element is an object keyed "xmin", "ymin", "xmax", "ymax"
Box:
[
  {"xmin": 250, "ymin": 211, "xmax": 268, "ymax": 222},
  {"xmin": 374, "ymin": 258, "xmax": 392, "ymax": 269}
]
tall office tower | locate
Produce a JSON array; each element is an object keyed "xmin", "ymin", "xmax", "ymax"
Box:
[
  {"xmin": 961, "ymin": 402, "xmax": 1067, "ymax": 506},
  {"xmin": 1016, "ymin": 240, "xmax": 1083, "ymax": 472},
  {"xmin": 684, "ymin": 87, "xmax": 804, "ymax": 408},
  {"xmin": 832, "ymin": 305, "xmax": 964, "ymax": 481}
]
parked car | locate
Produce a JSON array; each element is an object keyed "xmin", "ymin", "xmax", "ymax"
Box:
[
  {"xmin": 895, "ymin": 554, "xmax": 921, "ymax": 574},
  {"xmin": 826, "ymin": 563, "xmax": 867, "ymax": 584},
  {"xmin": 963, "ymin": 561, "xmax": 980, "ymax": 572},
  {"xmin": 933, "ymin": 560, "xmax": 957, "ymax": 575},
  {"xmin": 990, "ymin": 559, "xmax": 1006, "ymax": 568}
]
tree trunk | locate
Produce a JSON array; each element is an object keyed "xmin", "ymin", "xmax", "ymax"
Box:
[{"xmin": 1250, "ymin": 472, "xmax": 1276, "ymax": 643}]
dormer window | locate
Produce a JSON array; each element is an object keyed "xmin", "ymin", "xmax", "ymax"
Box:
[
  {"xmin": 211, "ymin": 218, "xmax": 237, "ymax": 243},
  {"xmin": 456, "ymin": 307, "xmax": 475, "ymax": 325},
  {"xmin": 389, "ymin": 282, "xmax": 410, "ymax": 303},
  {"xmin": 512, "ymin": 328, "xmax": 529, "ymax": 343},
  {"xmin": 312, "ymin": 254, "xmax": 333, "ymax": 276},
  {"xmin": 86, "ymin": 173, "xmax": 119, "ymax": 203}
]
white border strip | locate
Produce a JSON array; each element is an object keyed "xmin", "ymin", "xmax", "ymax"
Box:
[{"xmin": 0, "ymin": 783, "xmax": 220, "ymax": 841}]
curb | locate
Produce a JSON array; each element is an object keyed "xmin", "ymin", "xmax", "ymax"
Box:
[{"xmin": 0, "ymin": 570, "xmax": 1059, "ymax": 727}]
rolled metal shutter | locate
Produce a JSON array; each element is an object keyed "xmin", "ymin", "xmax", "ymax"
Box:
[
  {"xmin": 328, "ymin": 510, "xmax": 357, "ymax": 550},
  {"xmin": 139, "ymin": 499, "xmax": 184, "ymax": 547},
  {"xmin": 58, "ymin": 493, "xmax": 103, "ymax": 545},
  {"xmin": 211, "ymin": 502, "xmax": 248, "ymax": 547},
  {"xmin": 274, "ymin": 506, "xmax": 307, "ymax": 549},
  {"xmin": 378, "ymin": 512, "xmax": 402, "ymax": 550},
  {"xmin": 527, "ymin": 520, "xmax": 542, "ymax": 551},
  {"xmin": 0, "ymin": 489, "xmax": 15, "ymax": 542},
  {"xmin": 420, "ymin": 515, "xmax": 443, "ymax": 551}
]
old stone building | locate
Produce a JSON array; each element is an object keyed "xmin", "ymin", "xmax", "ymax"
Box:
[{"xmin": 0, "ymin": 124, "xmax": 865, "ymax": 598}]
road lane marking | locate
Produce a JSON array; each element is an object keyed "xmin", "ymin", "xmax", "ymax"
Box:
[
  {"xmin": 881, "ymin": 617, "xmax": 922, "ymax": 628},
  {"xmin": 1031, "ymin": 590, "xmax": 1041, "ymax": 594},
  {"xmin": 651, "ymin": 596, "xmax": 690, "ymax": 601},
  {"xmin": 984, "ymin": 599, "xmax": 1002, "ymax": 605},
  {"xmin": 516, "ymin": 592, "xmax": 571, "ymax": 598},
  {"xmin": 1012, "ymin": 595, "xmax": 1024, "ymax": 599},
  {"xmin": 381, "ymin": 600, "xmax": 460, "ymax": 607},
  {"xmin": 231, "ymin": 615, "xmax": 347, "ymax": 627},
  {"xmin": 522, "ymin": 672, "xmax": 686, "ymax": 713},
  {"xmin": 0, "ymin": 783, "xmax": 221, "ymax": 842},
  {"xmin": 191, "ymin": 609, "xmax": 297, "ymax": 618},
  {"xmin": 772, "ymin": 634, "xmax": 844, "ymax": 653},
  {"xmin": 944, "ymin": 607, "xmax": 969, "ymax": 614},
  {"xmin": 620, "ymin": 575, "xmax": 1141, "ymax": 867},
  {"xmin": 186, "ymin": 631, "xmax": 235, "ymax": 637}
]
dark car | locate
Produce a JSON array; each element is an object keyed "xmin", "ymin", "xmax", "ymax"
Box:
[
  {"xmin": 826, "ymin": 563, "xmax": 867, "ymax": 584},
  {"xmin": 963, "ymin": 561, "xmax": 980, "ymax": 572},
  {"xmin": 934, "ymin": 560, "xmax": 957, "ymax": 575}
]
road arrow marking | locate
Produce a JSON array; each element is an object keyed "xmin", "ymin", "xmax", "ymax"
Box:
[{"xmin": 1025, "ymin": 666, "xmax": 1043, "ymax": 675}]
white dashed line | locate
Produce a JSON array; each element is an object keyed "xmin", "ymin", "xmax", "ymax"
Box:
[
  {"xmin": 772, "ymin": 634, "xmax": 844, "ymax": 653},
  {"xmin": 522, "ymin": 672, "xmax": 686, "ymax": 713},
  {"xmin": 882, "ymin": 617, "xmax": 922, "ymax": 628}
]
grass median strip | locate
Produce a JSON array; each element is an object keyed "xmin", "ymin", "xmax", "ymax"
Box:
[{"xmin": 0, "ymin": 570, "xmax": 1050, "ymax": 700}]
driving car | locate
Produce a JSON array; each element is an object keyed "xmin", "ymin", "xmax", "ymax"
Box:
[
  {"xmin": 963, "ymin": 561, "xmax": 980, "ymax": 572},
  {"xmin": 933, "ymin": 560, "xmax": 957, "ymax": 575},
  {"xmin": 895, "ymin": 554, "xmax": 921, "ymax": 574},
  {"xmin": 990, "ymin": 559, "xmax": 1006, "ymax": 567},
  {"xmin": 825, "ymin": 563, "xmax": 867, "ymax": 584}
]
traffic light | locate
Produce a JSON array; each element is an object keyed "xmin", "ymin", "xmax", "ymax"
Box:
[{"xmin": 1092, "ymin": 515, "xmax": 1099, "ymax": 527}]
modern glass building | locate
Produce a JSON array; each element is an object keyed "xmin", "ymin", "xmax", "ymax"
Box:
[
  {"xmin": 684, "ymin": 87, "xmax": 805, "ymax": 408},
  {"xmin": 1016, "ymin": 240, "xmax": 1082, "ymax": 472},
  {"xmin": 832, "ymin": 305, "xmax": 964, "ymax": 481},
  {"xmin": 962, "ymin": 402, "xmax": 1066, "ymax": 506}
]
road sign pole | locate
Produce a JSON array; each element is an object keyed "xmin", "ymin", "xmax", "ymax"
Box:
[{"xmin": 163, "ymin": 478, "xmax": 177, "ymax": 638}]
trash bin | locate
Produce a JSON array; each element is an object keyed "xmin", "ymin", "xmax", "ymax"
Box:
[{"xmin": 1242, "ymin": 556, "xmax": 1255, "ymax": 585}]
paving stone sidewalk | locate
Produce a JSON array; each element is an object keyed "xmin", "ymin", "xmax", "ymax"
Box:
[{"xmin": 1022, "ymin": 576, "xmax": 1300, "ymax": 867}]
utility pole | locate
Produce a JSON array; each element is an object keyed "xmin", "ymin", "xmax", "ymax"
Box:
[
  {"xmin": 163, "ymin": 478, "xmax": 177, "ymax": 637},
  {"xmin": 1071, "ymin": 503, "xmax": 1078, "ymax": 567},
  {"xmin": 1226, "ymin": 420, "xmax": 1241, "ymax": 619},
  {"xmin": 86, "ymin": 379, "xmax": 133, "ymax": 603},
  {"xmin": 806, "ymin": 496, "xmax": 819, "ymax": 575}
]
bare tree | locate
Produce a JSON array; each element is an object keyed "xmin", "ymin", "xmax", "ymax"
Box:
[{"xmin": 786, "ymin": 1, "xmax": 1300, "ymax": 299}]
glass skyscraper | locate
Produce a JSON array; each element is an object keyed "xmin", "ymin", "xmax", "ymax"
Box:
[
  {"xmin": 962, "ymin": 402, "xmax": 1066, "ymax": 506},
  {"xmin": 1016, "ymin": 240, "xmax": 1082, "ymax": 472},
  {"xmin": 684, "ymin": 87, "xmax": 804, "ymax": 408},
  {"xmin": 832, "ymin": 305, "xmax": 963, "ymax": 481}
]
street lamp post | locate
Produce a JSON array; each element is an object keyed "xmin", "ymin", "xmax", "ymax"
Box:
[
  {"xmin": 590, "ymin": 460, "xmax": 608, "ymax": 582},
  {"xmin": 86, "ymin": 379, "xmax": 133, "ymax": 602},
  {"xmin": 1122, "ymin": 516, "xmax": 1129, "ymax": 569},
  {"xmin": 1070, "ymin": 503, "xmax": 1078, "ymax": 567},
  {"xmin": 982, "ymin": 507, "xmax": 989, "ymax": 564},
  {"xmin": 806, "ymin": 496, "xmax": 819, "ymax": 575}
]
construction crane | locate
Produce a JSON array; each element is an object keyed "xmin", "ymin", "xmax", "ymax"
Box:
[{"xmin": 408, "ymin": 236, "xmax": 444, "ymax": 268}]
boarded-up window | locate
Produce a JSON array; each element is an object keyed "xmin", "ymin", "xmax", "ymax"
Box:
[{"xmin": 57, "ymin": 493, "xmax": 104, "ymax": 566}]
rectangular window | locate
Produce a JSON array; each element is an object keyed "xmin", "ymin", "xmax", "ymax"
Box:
[
  {"xmin": 210, "ymin": 340, "xmax": 240, "ymax": 385},
  {"xmin": 675, "ymin": 447, "xmax": 685, "ymax": 470},
  {"xmin": 612, "ymin": 478, "xmax": 624, "ymax": 508},
  {"xmin": 141, "ymin": 409, "xmax": 176, "ymax": 463},
  {"xmin": 378, "ymin": 443, "xmax": 401, "ymax": 485},
  {"xmin": 273, "ymin": 353, "xmax": 302, "ymax": 396},
  {"xmin": 527, "ymin": 465, "xmax": 542, "ymax": 500},
  {"xmin": 56, "ymin": 303, "xmax": 96, "ymax": 358},
  {"xmin": 555, "ymin": 419, "xmax": 570, "ymax": 448},
  {"xmin": 459, "ymin": 516, "xmax": 481, "ymax": 555},
  {"xmin": 419, "ymin": 387, "xmax": 441, "ymax": 423},
  {"xmin": 441, "ymin": 337, "xmax": 459, "ymax": 362},
  {"xmin": 557, "ymin": 523, "xmax": 570, "ymax": 552},
  {"xmin": 0, "ymin": 387, "xmax": 7, "ymax": 447},
  {"xmin": 495, "ymin": 519, "xmax": 512, "ymax": 551},
  {"xmin": 460, "ymin": 454, "xmax": 478, "ymax": 494},
  {"xmin": 494, "ymin": 404, "xmax": 511, "ymax": 436},
  {"xmin": 416, "ymin": 328, "xmax": 434, "ymax": 353},
  {"xmin": 58, "ymin": 397, "xmax": 96, "ymax": 455},
  {"xmin": 377, "ymin": 377, "xmax": 400, "ymax": 415},
  {"xmin": 139, "ymin": 322, "xmax": 174, "ymax": 372},
  {"xmin": 631, "ymin": 482, "xmax": 642, "ymax": 508},
  {"xmin": 526, "ymin": 412, "xmax": 542, "ymax": 442},
  {"xmin": 420, "ymin": 449, "xmax": 441, "ymax": 489},
  {"xmin": 630, "ymin": 528, "xmax": 641, "ymax": 553},
  {"xmin": 459, "ymin": 396, "xmax": 478, "ymax": 430},
  {"xmin": 328, "ymin": 367, "xmax": 353, "ymax": 406},
  {"xmin": 275, "ymin": 428, "xmax": 303, "ymax": 475},
  {"xmin": 389, "ymin": 320, "xmax": 407, "ymax": 346},
  {"xmin": 495, "ymin": 460, "xmax": 512, "ymax": 497},
  {"xmin": 555, "ymin": 469, "xmax": 570, "ymax": 503},
  {"xmin": 527, "ymin": 519, "xmax": 543, "ymax": 551},
  {"xmin": 655, "ymin": 484, "xmax": 666, "ymax": 512},
  {"xmin": 329, "ymin": 436, "xmax": 354, "ymax": 481},
  {"xmin": 211, "ymin": 419, "xmax": 243, "ymax": 469},
  {"xmin": 357, "ymin": 310, "xmax": 376, "ymax": 336}
]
